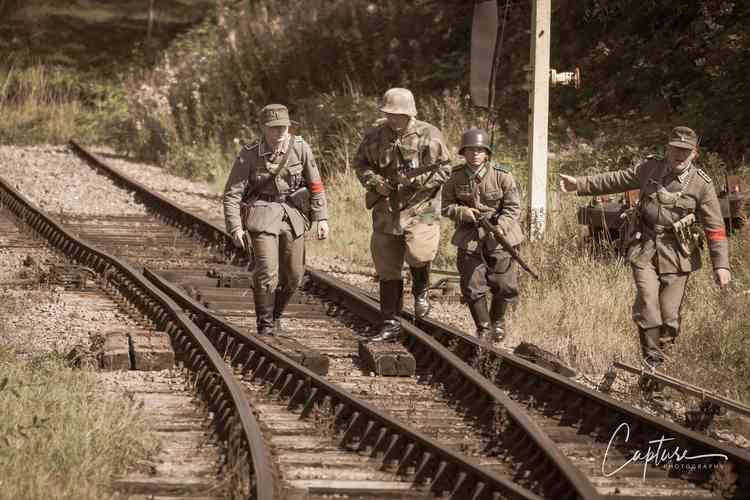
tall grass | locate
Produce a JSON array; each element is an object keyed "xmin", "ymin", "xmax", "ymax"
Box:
[
  {"xmin": 0, "ymin": 348, "xmax": 158, "ymax": 500},
  {"xmin": 0, "ymin": 64, "xmax": 87, "ymax": 144}
]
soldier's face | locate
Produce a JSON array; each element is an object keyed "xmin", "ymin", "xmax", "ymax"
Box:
[
  {"xmin": 667, "ymin": 145, "xmax": 696, "ymax": 172},
  {"xmin": 262, "ymin": 125, "xmax": 290, "ymax": 147},
  {"xmin": 384, "ymin": 113, "xmax": 411, "ymax": 134},
  {"xmin": 462, "ymin": 147, "xmax": 488, "ymax": 168}
]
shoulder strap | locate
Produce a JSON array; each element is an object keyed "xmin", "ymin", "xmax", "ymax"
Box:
[{"xmin": 243, "ymin": 136, "xmax": 297, "ymax": 201}]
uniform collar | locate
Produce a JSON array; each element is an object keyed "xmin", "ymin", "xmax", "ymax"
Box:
[
  {"xmin": 259, "ymin": 136, "xmax": 290, "ymax": 158},
  {"xmin": 663, "ymin": 163, "xmax": 693, "ymax": 184},
  {"xmin": 465, "ymin": 161, "xmax": 488, "ymax": 180},
  {"xmin": 676, "ymin": 165, "xmax": 693, "ymax": 184}
]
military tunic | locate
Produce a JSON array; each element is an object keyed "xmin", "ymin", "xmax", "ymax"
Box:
[
  {"xmin": 223, "ymin": 136, "xmax": 327, "ymax": 293},
  {"xmin": 443, "ymin": 161, "xmax": 524, "ymax": 303},
  {"xmin": 576, "ymin": 157, "xmax": 728, "ymax": 332},
  {"xmin": 354, "ymin": 119, "xmax": 451, "ymax": 280}
]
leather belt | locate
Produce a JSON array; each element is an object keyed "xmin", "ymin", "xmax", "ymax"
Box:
[
  {"xmin": 643, "ymin": 223, "xmax": 674, "ymax": 236},
  {"xmin": 257, "ymin": 192, "xmax": 288, "ymax": 203}
]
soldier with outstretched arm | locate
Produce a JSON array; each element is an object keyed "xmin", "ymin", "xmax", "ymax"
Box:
[
  {"xmin": 354, "ymin": 88, "xmax": 452, "ymax": 342},
  {"xmin": 559, "ymin": 126, "xmax": 730, "ymax": 369},
  {"xmin": 223, "ymin": 104, "xmax": 329, "ymax": 336},
  {"xmin": 442, "ymin": 128, "xmax": 525, "ymax": 342}
]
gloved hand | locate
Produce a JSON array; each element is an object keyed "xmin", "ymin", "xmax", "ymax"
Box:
[{"xmin": 456, "ymin": 206, "xmax": 481, "ymax": 224}]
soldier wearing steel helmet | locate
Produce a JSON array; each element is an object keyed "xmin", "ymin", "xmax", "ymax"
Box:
[
  {"xmin": 560, "ymin": 126, "xmax": 731, "ymax": 369},
  {"xmin": 354, "ymin": 88, "xmax": 452, "ymax": 342},
  {"xmin": 442, "ymin": 128, "xmax": 524, "ymax": 342},
  {"xmin": 223, "ymin": 104, "xmax": 329, "ymax": 336}
]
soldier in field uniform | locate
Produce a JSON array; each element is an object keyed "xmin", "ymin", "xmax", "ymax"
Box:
[
  {"xmin": 354, "ymin": 88, "xmax": 452, "ymax": 342},
  {"xmin": 560, "ymin": 126, "xmax": 731, "ymax": 368},
  {"xmin": 223, "ymin": 104, "xmax": 329, "ymax": 336},
  {"xmin": 442, "ymin": 128, "xmax": 524, "ymax": 342}
]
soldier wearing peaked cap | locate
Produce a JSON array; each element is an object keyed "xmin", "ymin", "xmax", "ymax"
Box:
[
  {"xmin": 354, "ymin": 88, "xmax": 452, "ymax": 342},
  {"xmin": 443, "ymin": 128, "xmax": 524, "ymax": 343},
  {"xmin": 560, "ymin": 126, "xmax": 731, "ymax": 369},
  {"xmin": 223, "ymin": 104, "xmax": 329, "ymax": 336}
]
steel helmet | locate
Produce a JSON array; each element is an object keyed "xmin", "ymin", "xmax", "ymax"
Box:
[
  {"xmin": 459, "ymin": 128, "xmax": 492, "ymax": 155},
  {"xmin": 379, "ymin": 88, "xmax": 417, "ymax": 117}
]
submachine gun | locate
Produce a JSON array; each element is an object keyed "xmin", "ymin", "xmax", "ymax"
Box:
[{"xmin": 475, "ymin": 208, "xmax": 540, "ymax": 281}]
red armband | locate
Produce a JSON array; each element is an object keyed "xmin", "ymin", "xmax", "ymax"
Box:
[
  {"xmin": 309, "ymin": 180, "xmax": 325, "ymax": 193},
  {"xmin": 705, "ymin": 227, "xmax": 727, "ymax": 241}
]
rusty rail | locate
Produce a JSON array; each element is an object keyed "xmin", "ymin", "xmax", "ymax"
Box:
[
  {"xmin": 0, "ymin": 175, "xmax": 275, "ymax": 500},
  {"xmin": 69, "ymin": 139, "xmax": 601, "ymax": 499}
]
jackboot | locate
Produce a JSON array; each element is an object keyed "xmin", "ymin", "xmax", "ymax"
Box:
[
  {"xmin": 489, "ymin": 294, "xmax": 508, "ymax": 342},
  {"xmin": 273, "ymin": 287, "xmax": 296, "ymax": 335},
  {"xmin": 369, "ymin": 280, "xmax": 404, "ymax": 343},
  {"xmin": 410, "ymin": 264, "xmax": 432, "ymax": 319},
  {"xmin": 254, "ymin": 289, "xmax": 275, "ymax": 336},
  {"xmin": 639, "ymin": 326, "xmax": 663, "ymax": 370},
  {"xmin": 467, "ymin": 297, "xmax": 491, "ymax": 340},
  {"xmin": 659, "ymin": 325, "xmax": 678, "ymax": 353}
]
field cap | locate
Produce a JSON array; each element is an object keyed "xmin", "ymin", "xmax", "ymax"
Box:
[
  {"xmin": 668, "ymin": 126, "xmax": 698, "ymax": 149},
  {"xmin": 259, "ymin": 104, "xmax": 290, "ymax": 127}
]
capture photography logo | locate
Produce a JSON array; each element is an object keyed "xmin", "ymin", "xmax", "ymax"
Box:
[{"xmin": 602, "ymin": 422, "xmax": 729, "ymax": 480}]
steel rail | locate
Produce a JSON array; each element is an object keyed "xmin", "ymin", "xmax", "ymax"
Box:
[
  {"xmin": 67, "ymin": 141, "xmax": 750, "ymax": 496},
  {"xmin": 407, "ymin": 311, "xmax": 750, "ymax": 497},
  {"xmin": 0, "ymin": 175, "xmax": 275, "ymax": 500},
  {"xmin": 68, "ymin": 140, "xmax": 232, "ymax": 250},
  {"xmin": 613, "ymin": 361, "xmax": 750, "ymax": 418},
  {"xmin": 307, "ymin": 270, "xmax": 602, "ymax": 500},
  {"xmin": 69, "ymin": 140, "xmax": 600, "ymax": 499},
  {"xmin": 146, "ymin": 267, "xmax": 546, "ymax": 500}
]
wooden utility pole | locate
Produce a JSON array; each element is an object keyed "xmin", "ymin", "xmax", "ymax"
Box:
[{"xmin": 527, "ymin": 0, "xmax": 551, "ymax": 241}]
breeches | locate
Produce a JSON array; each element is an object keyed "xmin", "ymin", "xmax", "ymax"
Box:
[
  {"xmin": 250, "ymin": 220, "xmax": 305, "ymax": 294},
  {"xmin": 456, "ymin": 247, "xmax": 519, "ymax": 303},
  {"xmin": 371, "ymin": 222, "xmax": 440, "ymax": 280},
  {"xmin": 631, "ymin": 260, "xmax": 689, "ymax": 330}
]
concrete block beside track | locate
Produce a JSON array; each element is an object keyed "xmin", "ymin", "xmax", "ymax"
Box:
[
  {"xmin": 100, "ymin": 332, "xmax": 131, "ymax": 370},
  {"xmin": 358, "ymin": 340, "xmax": 416, "ymax": 377},
  {"xmin": 131, "ymin": 330, "xmax": 175, "ymax": 371}
]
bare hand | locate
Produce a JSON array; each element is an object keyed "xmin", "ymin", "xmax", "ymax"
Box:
[
  {"xmin": 715, "ymin": 268, "xmax": 731, "ymax": 289},
  {"xmin": 559, "ymin": 174, "xmax": 578, "ymax": 193},
  {"xmin": 458, "ymin": 206, "xmax": 481, "ymax": 224},
  {"xmin": 317, "ymin": 220, "xmax": 329, "ymax": 240},
  {"xmin": 232, "ymin": 229, "xmax": 246, "ymax": 249},
  {"xmin": 374, "ymin": 178, "xmax": 394, "ymax": 196}
]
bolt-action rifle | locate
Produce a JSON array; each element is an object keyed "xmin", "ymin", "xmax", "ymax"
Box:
[
  {"xmin": 366, "ymin": 158, "xmax": 452, "ymax": 209},
  {"xmin": 476, "ymin": 209, "xmax": 540, "ymax": 280}
]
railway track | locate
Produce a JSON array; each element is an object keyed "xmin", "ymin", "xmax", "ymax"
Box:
[
  {"xmin": 0, "ymin": 176, "xmax": 273, "ymax": 500},
  {"xmin": 65, "ymin": 147, "xmax": 571, "ymax": 497},
  {"xmin": 2, "ymin": 141, "xmax": 748, "ymax": 499}
]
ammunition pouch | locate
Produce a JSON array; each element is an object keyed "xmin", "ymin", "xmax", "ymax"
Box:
[
  {"xmin": 288, "ymin": 186, "xmax": 311, "ymax": 216},
  {"xmin": 672, "ymin": 213, "xmax": 704, "ymax": 257}
]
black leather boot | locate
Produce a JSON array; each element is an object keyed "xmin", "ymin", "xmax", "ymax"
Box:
[
  {"xmin": 467, "ymin": 297, "xmax": 491, "ymax": 340},
  {"xmin": 369, "ymin": 280, "xmax": 403, "ymax": 343},
  {"xmin": 411, "ymin": 264, "xmax": 431, "ymax": 318},
  {"xmin": 254, "ymin": 290, "xmax": 275, "ymax": 336},
  {"xmin": 489, "ymin": 294, "xmax": 508, "ymax": 342},
  {"xmin": 659, "ymin": 325, "xmax": 678, "ymax": 352},
  {"xmin": 273, "ymin": 287, "xmax": 296, "ymax": 335},
  {"xmin": 639, "ymin": 326, "xmax": 664, "ymax": 370}
]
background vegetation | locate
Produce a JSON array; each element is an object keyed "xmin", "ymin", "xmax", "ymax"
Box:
[{"xmin": 0, "ymin": 0, "xmax": 748, "ymax": 403}]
